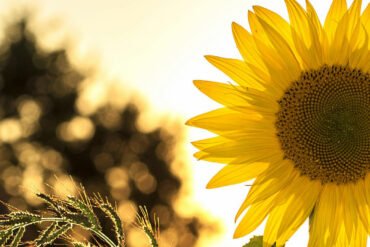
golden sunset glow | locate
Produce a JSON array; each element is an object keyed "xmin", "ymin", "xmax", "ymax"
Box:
[{"xmin": 0, "ymin": 0, "xmax": 367, "ymax": 246}]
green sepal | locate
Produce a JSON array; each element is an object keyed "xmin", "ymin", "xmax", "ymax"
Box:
[{"xmin": 242, "ymin": 235, "xmax": 284, "ymax": 247}]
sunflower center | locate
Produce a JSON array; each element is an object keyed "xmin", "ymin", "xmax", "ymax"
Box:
[{"xmin": 275, "ymin": 65, "xmax": 370, "ymax": 184}]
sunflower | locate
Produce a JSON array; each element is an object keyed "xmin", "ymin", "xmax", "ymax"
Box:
[{"xmin": 186, "ymin": 0, "xmax": 369, "ymax": 246}]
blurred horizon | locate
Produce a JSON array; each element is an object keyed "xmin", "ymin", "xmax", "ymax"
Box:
[{"xmin": 0, "ymin": 0, "xmax": 363, "ymax": 246}]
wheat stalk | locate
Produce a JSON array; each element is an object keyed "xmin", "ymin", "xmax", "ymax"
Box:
[{"xmin": 0, "ymin": 187, "xmax": 159, "ymax": 247}]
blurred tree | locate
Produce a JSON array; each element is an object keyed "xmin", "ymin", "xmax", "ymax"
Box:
[{"xmin": 0, "ymin": 17, "xmax": 219, "ymax": 246}]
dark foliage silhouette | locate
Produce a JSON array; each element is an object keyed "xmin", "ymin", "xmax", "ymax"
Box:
[{"xmin": 0, "ymin": 18, "xmax": 218, "ymax": 246}]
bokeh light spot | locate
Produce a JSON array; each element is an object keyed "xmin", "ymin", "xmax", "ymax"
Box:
[{"xmin": 0, "ymin": 118, "xmax": 22, "ymax": 142}]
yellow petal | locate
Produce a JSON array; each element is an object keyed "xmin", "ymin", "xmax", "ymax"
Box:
[
  {"xmin": 276, "ymin": 177, "xmax": 321, "ymax": 246},
  {"xmin": 253, "ymin": 6, "xmax": 294, "ymax": 47},
  {"xmin": 351, "ymin": 179, "xmax": 370, "ymax": 234},
  {"xmin": 204, "ymin": 55, "xmax": 265, "ymax": 89},
  {"xmin": 335, "ymin": 225, "xmax": 349, "ymax": 247},
  {"xmin": 349, "ymin": 217, "xmax": 368, "ymax": 247},
  {"xmin": 231, "ymin": 22, "xmax": 267, "ymax": 72},
  {"xmin": 193, "ymin": 80, "xmax": 247, "ymax": 107},
  {"xmin": 263, "ymin": 198, "xmax": 292, "ymax": 247},
  {"xmin": 256, "ymin": 16, "xmax": 301, "ymax": 80},
  {"xmin": 194, "ymin": 140, "xmax": 280, "ymax": 164},
  {"xmin": 348, "ymin": 31, "xmax": 369, "ymax": 69},
  {"xmin": 229, "ymin": 151, "xmax": 281, "ymax": 165},
  {"xmin": 186, "ymin": 107, "xmax": 262, "ymax": 132},
  {"xmin": 324, "ymin": 0, "xmax": 347, "ymax": 44},
  {"xmin": 365, "ymin": 174, "xmax": 370, "ymax": 210},
  {"xmin": 243, "ymin": 160, "xmax": 299, "ymax": 207},
  {"xmin": 234, "ymin": 195, "xmax": 277, "ymax": 238},
  {"xmin": 226, "ymin": 86, "xmax": 279, "ymax": 114},
  {"xmin": 346, "ymin": 0, "xmax": 362, "ymax": 51},
  {"xmin": 341, "ymin": 186, "xmax": 357, "ymax": 240},
  {"xmin": 248, "ymin": 10, "xmax": 271, "ymax": 48},
  {"xmin": 308, "ymin": 184, "xmax": 343, "ymax": 247},
  {"xmin": 193, "ymin": 151, "xmax": 234, "ymax": 164},
  {"xmin": 362, "ymin": 3, "xmax": 370, "ymax": 26},
  {"xmin": 284, "ymin": 0, "xmax": 321, "ymax": 69},
  {"xmin": 305, "ymin": 0, "xmax": 323, "ymax": 41},
  {"xmin": 362, "ymin": 3, "xmax": 370, "ymax": 48},
  {"xmin": 260, "ymin": 175, "xmax": 322, "ymax": 247},
  {"xmin": 193, "ymin": 80, "xmax": 277, "ymax": 114},
  {"xmin": 206, "ymin": 162, "xmax": 269, "ymax": 189},
  {"xmin": 220, "ymin": 130, "xmax": 276, "ymax": 142},
  {"xmin": 192, "ymin": 136, "xmax": 230, "ymax": 150},
  {"xmin": 251, "ymin": 32, "xmax": 294, "ymax": 91},
  {"xmin": 347, "ymin": 0, "xmax": 362, "ymax": 35},
  {"xmin": 284, "ymin": 0, "xmax": 310, "ymax": 46},
  {"xmin": 200, "ymin": 138, "xmax": 279, "ymax": 158},
  {"xmin": 305, "ymin": 0, "xmax": 326, "ymax": 66},
  {"xmin": 327, "ymin": 11, "xmax": 351, "ymax": 64},
  {"xmin": 192, "ymin": 132, "xmax": 276, "ymax": 150}
]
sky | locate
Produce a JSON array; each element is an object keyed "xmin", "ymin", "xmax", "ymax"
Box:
[{"xmin": 0, "ymin": 0, "xmax": 366, "ymax": 246}]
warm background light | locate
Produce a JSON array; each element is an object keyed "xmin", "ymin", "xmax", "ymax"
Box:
[{"xmin": 0, "ymin": 0, "xmax": 364, "ymax": 246}]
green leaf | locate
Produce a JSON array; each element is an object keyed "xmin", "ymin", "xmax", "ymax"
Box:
[
  {"xmin": 39, "ymin": 223, "xmax": 72, "ymax": 245},
  {"xmin": 35, "ymin": 222, "xmax": 58, "ymax": 247},
  {"xmin": 0, "ymin": 212, "xmax": 42, "ymax": 227},
  {"xmin": 71, "ymin": 242, "xmax": 90, "ymax": 247},
  {"xmin": 100, "ymin": 203, "xmax": 124, "ymax": 246},
  {"xmin": 0, "ymin": 229, "xmax": 13, "ymax": 246},
  {"xmin": 36, "ymin": 193, "xmax": 63, "ymax": 217},
  {"xmin": 242, "ymin": 236, "xmax": 263, "ymax": 247},
  {"xmin": 242, "ymin": 236, "xmax": 283, "ymax": 247},
  {"xmin": 11, "ymin": 227, "xmax": 25, "ymax": 247},
  {"xmin": 67, "ymin": 196, "xmax": 100, "ymax": 231},
  {"xmin": 63, "ymin": 212, "xmax": 92, "ymax": 229}
]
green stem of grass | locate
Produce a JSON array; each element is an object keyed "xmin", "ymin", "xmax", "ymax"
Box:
[{"xmin": 9, "ymin": 217, "xmax": 118, "ymax": 247}]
